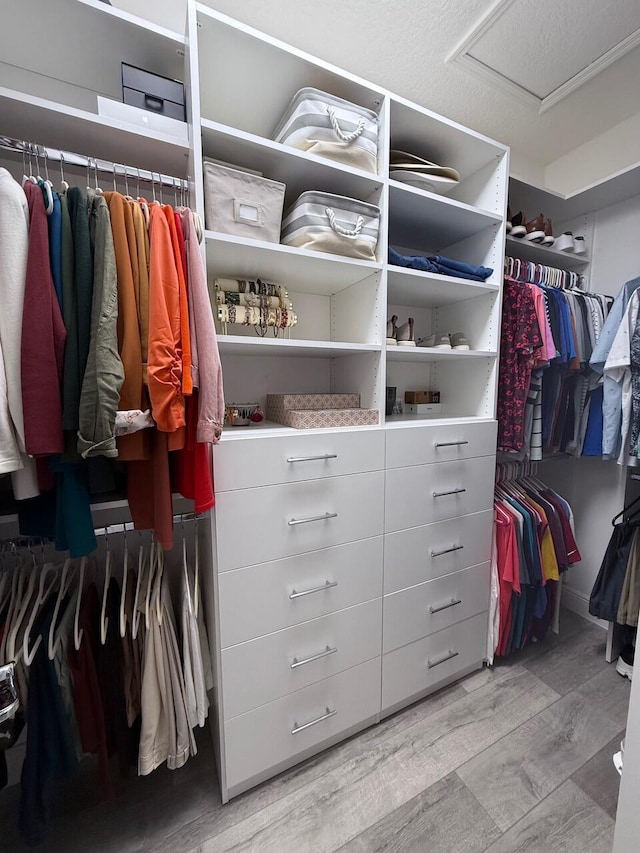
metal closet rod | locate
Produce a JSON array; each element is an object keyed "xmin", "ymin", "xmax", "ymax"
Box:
[{"xmin": 0, "ymin": 135, "xmax": 190, "ymax": 191}]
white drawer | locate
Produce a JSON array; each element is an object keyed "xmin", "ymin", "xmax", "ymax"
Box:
[
  {"xmin": 215, "ymin": 429, "xmax": 385, "ymax": 491},
  {"xmin": 222, "ymin": 598, "xmax": 381, "ymax": 719},
  {"xmin": 384, "ymin": 510, "xmax": 493, "ymax": 594},
  {"xmin": 382, "ymin": 612, "xmax": 488, "ymax": 712},
  {"xmin": 384, "ymin": 455, "xmax": 495, "ymax": 533},
  {"xmin": 224, "ymin": 657, "xmax": 380, "ymax": 792},
  {"xmin": 383, "ymin": 563, "xmax": 490, "ymax": 653},
  {"xmin": 219, "ymin": 537, "xmax": 383, "ymax": 647},
  {"xmin": 386, "ymin": 421, "xmax": 497, "ymax": 469},
  {"xmin": 216, "ymin": 470, "xmax": 384, "ymax": 571}
]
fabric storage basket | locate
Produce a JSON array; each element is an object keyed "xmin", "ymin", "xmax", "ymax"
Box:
[
  {"xmin": 203, "ymin": 161, "xmax": 285, "ymax": 243},
  {"xmin": 273, "ymin": 88, "xmax": 379, "ymax": 174},
  {"xmin": 281, "ymin": 191, "xmax": 380, "ymax": 260}
]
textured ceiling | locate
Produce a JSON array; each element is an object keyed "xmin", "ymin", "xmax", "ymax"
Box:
[
  {"xmin": 114, "ymin": 0, "xmax": 640, "ymax": 177},
  {"xmin": 469, "ymin": 0, "xmax": 640, "ymax": 99}
]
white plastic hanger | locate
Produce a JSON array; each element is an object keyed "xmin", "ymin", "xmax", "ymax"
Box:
[
  {"xmin": 59, "ymin": 150, "xmax": 69, "ymax": 192},
  {"xmin": 6, "ymin": 564, "xmax": 38, "ymax": 665},
  {"xmin": 23, "ymin": 563, "xmax": 58, "ymax": 666},
  {"xmin": 194, "ymin": 519, "xmax": 200, "ymax": 620},
  {"xmin": 182, "ymin": 529, "xmax": 192, "ymax": 617},
  {"xmin": 100, "ymin": 530, "xmax": 112, "ymax": 645},
  {"xmin": 119, "ymin": 524, "xmax": 129, "ymax": 639},
  {"xmin": 132, "ymin": 537, "xmax": 147, "ymax": 641},
  {"xmin": 155, "ymin": 546, "xmax": 164, "ymax": 626},
  {"xmin": 48, "ymin": 557, "xmax": 76, "ymax": 660},
  {"xmin": 73, "ymin": 556, "xmax": 87, "ymax": 651},
  {"xmin": 144, "ymin": 540, "xmax": 157, "ymax": 631}
]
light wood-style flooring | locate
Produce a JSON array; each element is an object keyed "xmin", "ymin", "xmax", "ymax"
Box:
[{"xmin": 0, "ymin": 609, "xmax": 628, "ymax": 852}]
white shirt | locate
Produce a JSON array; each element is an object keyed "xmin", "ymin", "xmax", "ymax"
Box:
[{"xmin": 604, "ymin": 290, "xmax": 640, "ymax": 466}]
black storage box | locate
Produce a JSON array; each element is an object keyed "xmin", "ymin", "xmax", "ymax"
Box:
[{"xmin": 122, "ymin": 63, "xmax": 186, "ymax": 122}]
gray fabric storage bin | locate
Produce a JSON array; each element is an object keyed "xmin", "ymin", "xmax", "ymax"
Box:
[
  {"xmin": 203, "ymin": 162, "xmax": 286, "ymax": 243},
  {"xmin": 281, "ymin": 191, "xmax": 380, "ymax": 260}
]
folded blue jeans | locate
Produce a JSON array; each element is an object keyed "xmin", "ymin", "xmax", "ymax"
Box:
[{"xmin": 388, "ymin": 247, "xmax": 493, "ymax": 281}]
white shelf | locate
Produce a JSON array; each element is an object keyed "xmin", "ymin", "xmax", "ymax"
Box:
[
  {"xmin": 505, "ymin": 235, "xmax": 589, "ymax": 270},
  {"xmin": 387, "ymin": 265, "xmax": 499, "ymax": 307},
  {"xmin": 0, "ymin": 87, "xmax": 190, "ymax": 177},
  {"xmin": 201, "ymin": 119, "xmax": 383, "ymax": 203},
  {"xmin": 0, "ymin": 0, "xmax": 185, "ymax": 108},
  {"xmin": 218, "ymin": 336, "xmax": 381, "ymax": 358},
  {"xmin": 385, "ymin": 414, "xmax": 496, "ymax": 428},
  {"xmin": 388, "ymin": 180, "xmax": 501, "ymax": 250},
  {"xmin": 205, "ymin": 231, "xmax": 381, "ymax": 295},
  {"xmin": 386, "ymin": 346, "xmax": 496, "ymax": 363},
  {"xmin": 220, "ymin": 421, "xmax": 383, "ymax": 441}
]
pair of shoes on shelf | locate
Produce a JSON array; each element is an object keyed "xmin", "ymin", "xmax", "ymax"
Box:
[
  {"xmin": 554, "ymin": 232, "xmax": 586, "ymax": 254},
  {"xmin": 387, "ymin": 315, "xmax": 415, "ymax": 346},
  {"xmin": 510, "ymin": 211, "xmax": 555, "ymax": 245},
  {"xmin": 616, "ymin": 644, "xmax": 634, "ymax": 681},
  {"xmin": 417, "ymin": 331, "xmax": 470, "ymax": 350}
]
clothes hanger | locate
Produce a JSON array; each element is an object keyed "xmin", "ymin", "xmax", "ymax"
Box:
[
  {"xmin": 6, "ymin": 561, "xmax": 39, "ymax": 665},
  {"xmin": 119, "ymin": 523, "xmax": 129, "ymax": 639},
  {"xmin": 100, "ymin": 528, "xmax": 112, "ymax": 645},
  {"xmin": 48, "ymin": 557, "xmax": 75, "ymax": 660},
  {"xmin": 155, "ymin": 545, "xmax": 164, "ymax": 626},
  {"xmin": 74, "ymin": 556, "xmax": 87, "ymax": 651},
  {"xmin": 94, "ymin": 158, "xmax": 103, "ymax": 195},
  {"xmin": 144, "ymin": 540, "xmax": 157, "ymax": 630},
  {"xmin": 194, "ymin": 517, "xmax": 200, "ymax": 621},
  {"xmin": 612, "ymin": 494, "xmax": 640, "ymax": 527},
  {"xmin": 23, "ymin": 562, "xmax": 58, "ymax": 666},
  {"xmin": 132, "ymin": 535, "xmax": 146, "ymax": 641},
  {"xmin": 182, "ymin": 520, "xmax": 192, "ymax": 617},
  {"xmin": 59, "ymin": 150, "xmax": 69, "ymax": 192}
]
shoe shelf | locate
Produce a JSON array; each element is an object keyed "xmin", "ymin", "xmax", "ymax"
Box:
[
  {"xmin": 385, "ymin": 346, "xmax": 496, "ymax": 363},
  {"xmin": 505, "ymin": 235, "xmax": 589, "ymax": 270},
  {"xmin": 200, "ymin": 119, "xmax": 383, "ymax": 205},
  {"xmin": 387, "ymin": 265, "xmax": 499, "ymax": 308},
  {"xmin": 388, "ymin": 181, "xmax": 501, "ymax": 249}
]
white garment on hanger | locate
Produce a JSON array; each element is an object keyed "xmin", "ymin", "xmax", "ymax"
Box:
[
  {"xmin": 487, "ymin": 534, "xmax": 500, "ymax": 666},
  {"xmin": 604, "ymin": 290, "xmax": 640, "ymax": 467}
]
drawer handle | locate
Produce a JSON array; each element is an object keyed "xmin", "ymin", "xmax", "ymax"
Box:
[
  {"xmin": 432, "ymin": 488, "xmax": 466, "ymax": 498},
  {"xmin": 434, "ymin": 440, "xmax": 469, "ymax": 448},
  {"xmin": 431, "ymin": 544, "xmax": 464, "ymax": 558},
  {"xmin": 291, "ymin": 706, "xmax": 337, "ymax": 735},
  {"xmin": 429, "ymin": 598, "xmax": 462, "ymax": 615},
  {"xmin": 290, "ymin": 580, "xmax": 338, "ymax": 599},
  {"xmin": 287, "ymin": 454, "xmax": 338, "ymax": 463},
  {"xmin": 427, "ymin": 649, "xmax": 459, "ymax": 669},
  {"xmin": 291, "ymin": 645, "xmax": 337, "ymax": 669},
  {"xmin": 288, "ymin": 512, "xmax": 338, "ymax": 526}
]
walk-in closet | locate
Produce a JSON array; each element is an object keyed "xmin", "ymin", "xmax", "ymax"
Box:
[{"xmin": 0, "ymin": 0, "xmax": 639, "ymax": 851}]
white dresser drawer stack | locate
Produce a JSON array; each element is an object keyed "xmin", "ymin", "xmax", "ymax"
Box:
[
  {"xmin": 212, "ymin": 430, "xmax": 385, "ymax": 797},
  {"xmin": 382, "ymin": 422, "xmax": 497, "ymax": 714}
]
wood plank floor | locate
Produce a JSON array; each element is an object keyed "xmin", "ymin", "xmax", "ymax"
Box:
[{"xmin": 0, "ymin": 610, "xmax": 628, "ymax": 852}]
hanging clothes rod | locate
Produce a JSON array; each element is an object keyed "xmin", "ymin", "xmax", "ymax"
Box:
[
  {"xmin": 0, "ymin": 134, "xmax": 189, "ymax": 191},
  {"xmin": 93, "ymin": 512, "xmax": 206, "ymax": 539}
]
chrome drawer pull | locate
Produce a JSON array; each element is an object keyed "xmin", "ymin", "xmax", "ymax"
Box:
[
  {"xmin": 432, "ymin": 488, "xmax": 466, "ymax": 498},
  {"xmin": 429, "ymin": 598, "xmax": 462, "ymax": 615},
  {"xmin": 287, "ymin": 453, "xmax": 338, "ymax": 463},
  {"xmin": 434, "ymin": 440, "xmax": 469, "ymax": 448},
  {"xmin": 291, "ymin": 645, "xmax": 337, "ymax": 669},
  {"xmin": 290, "ymin": 580, "xmax": 338, "ymax": 599},
  {"xmin": 291, "ymin": 706, "xmax": 337, "ymax": 735},
  {"xmin": 427, "ymin": 649, "xmax": 459, "ymax": 669},
  {"xmin": 431, "ymin": 544, "xmax": 464, "ymax": 558},
  {"xmin": 288, "ymin": 512, "xmax": 338, "ymax": 526}
]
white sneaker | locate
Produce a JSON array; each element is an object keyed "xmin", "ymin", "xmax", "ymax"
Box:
[
  {"xmin": 450, "ymin": 331, "xmax": 470, "ymax": 350},
  {"xmin": 555, "ymin": 232, "xmax": 575, "ymax": 252},
  {"xmin": 418, "ymin": 334, "xmax": 451, "ymax": 349},
  {"xmin": 573, "ymin": 236, "xmax": 586, "ymax": 255}
]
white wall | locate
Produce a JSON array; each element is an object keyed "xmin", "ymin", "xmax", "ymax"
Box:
[
  {"xmin": 111, "ymin": 0, "xmax": 186, "ymax": 32},
  {"xmin": 545, "ymin": 112, "xmax": 640, "ymax": 198}
]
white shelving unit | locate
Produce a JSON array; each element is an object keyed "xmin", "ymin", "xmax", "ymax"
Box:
[
  {"xmin": 186, "ymin": 1, "xmax": 508, "ymax": 804},
  {"xmin": 505, "ymin": 234, "xmax": 590, "ymax": 270}
]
